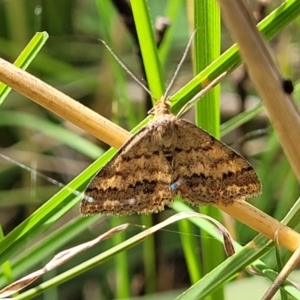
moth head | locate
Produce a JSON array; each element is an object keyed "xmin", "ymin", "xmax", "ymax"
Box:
[{"xmin": 148, "ymin": 96, "xmax": 171, "ymax": 117}]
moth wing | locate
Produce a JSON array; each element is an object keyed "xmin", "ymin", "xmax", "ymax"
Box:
[
  {"xmin": 172, "ymin": 119, "xmax": 261, "ymax": 205},
  {"xmin": 80, "ymin": 124, "xmax": 173, "ymax": 215}
]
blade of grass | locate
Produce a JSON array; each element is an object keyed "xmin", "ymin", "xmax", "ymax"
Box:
[
  {"xmin": 0, "ymin": 227, "xmax": 13, "ymax": 286},
  {"xmin": 0, "ymin": 32, "xmax": 48, "ymax": 104},
  {"xmin": 110, "ymin": 217, "xmax": 130, "ymax": 299},
  {"xmin": 192, "ymin": 2, "xmax": 224, "ymax": 300},
  {"xmin": 131, "ymin": 0, "xmax": 165, "ymax": 100},
  {"xmin": 177, "ymin": 218, "xmax": 201, "ymax": 283},
  {"xmin": 220, "ymin": 103, "xmax": 264, "ymax": 136}
]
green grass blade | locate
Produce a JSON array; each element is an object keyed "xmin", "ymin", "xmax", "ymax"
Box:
[
  {"xmin": 220, "ymin": 103, "xmax": 264, "ymax": 136},
  {"xmin": 194, "ymin": 2, "xmax": 220, "ymax": 137},
  {"xmin": 131, "ymin": 0, "xmax": 164, "ymax": 100},
  {"xmin": 193, "ymin": 2, "xmax": 224, "ymax": 300},
  {"xmin": 111, "ymin": 217, "xmax": 130, "ymax": 299},
  {"xmin": 0, "ymin": 227, "xmax": 13, "ymax": 285},
  {"xmin": 178, "ymin": 218, "xmax": 201, "ymax": 283},
  {"xmin": 0, "ymin": 32, "xmax": 48, "ymax": 104}
]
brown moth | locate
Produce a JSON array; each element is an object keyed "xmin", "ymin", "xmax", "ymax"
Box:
[
  {"xmin": 80, "ymin": 36, "xmax": 261, "ymax": 216},
  {"xmin": 80, "ymin": 95, "xmax": 261, "ymax": 216}
]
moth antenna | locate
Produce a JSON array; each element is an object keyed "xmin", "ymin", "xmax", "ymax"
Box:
[
  {"xmin": 99, "ymin": 39, "xmax": 155, "ymax": 99},
  {"xmin": 163, "ymin": 30, "xmax": 197, "ymax": 99},
  {"xmin": 177, "ymin": 71, "xmax": 228, "ymax": 117}
]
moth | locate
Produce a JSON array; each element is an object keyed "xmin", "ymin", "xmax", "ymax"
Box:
[
  {"xmin": 80, "ymin": 95, "xmax": 261, "ymax": 215},
  {"xmin": 80, "ymin": 40, "xmax": 262, "ymax": 216}
]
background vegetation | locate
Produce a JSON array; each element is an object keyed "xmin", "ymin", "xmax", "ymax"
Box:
[{"xmin": 0, "ymin": 0, "xmax": 300, "ymax": 299}]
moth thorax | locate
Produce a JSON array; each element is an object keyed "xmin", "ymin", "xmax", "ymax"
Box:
[{"xmin": 157, "ymin": 120, "xmax": 177, "ymax": 151}]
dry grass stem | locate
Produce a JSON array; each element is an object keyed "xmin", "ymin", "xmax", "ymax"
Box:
[{"xmin": 0, "ymin": 57, "xmax": 130, "ymax": 149}]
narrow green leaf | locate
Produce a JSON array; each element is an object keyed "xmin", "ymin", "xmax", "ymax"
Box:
[
  {"xmin": 0, "ymin": 32, "xmax": 48, "ymax": 104},
  {"xmin": 131, "ymin": 0, "xmax": 164, "ymax": 100}
]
